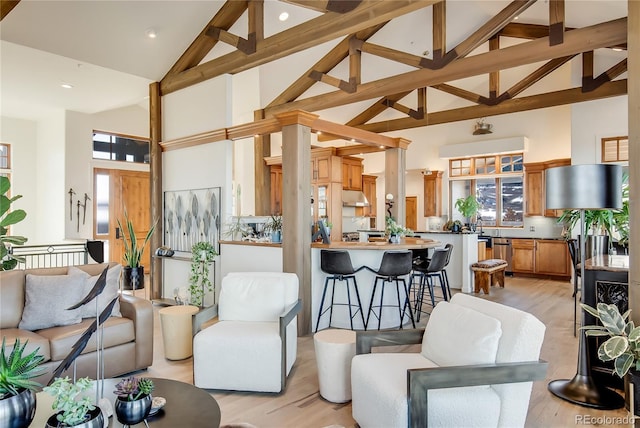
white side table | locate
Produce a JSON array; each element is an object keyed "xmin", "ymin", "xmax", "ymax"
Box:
[
  {"xmin": 159, "ymin": 305, "xmax": 200, "ymax": 360},
  {"xmin": 314, "ymin": 329, "xmax": 356, "ymax": 403}
]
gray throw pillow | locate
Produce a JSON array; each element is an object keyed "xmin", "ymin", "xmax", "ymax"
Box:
[
  {"xmin": 19, "ymin": 274, "xmax": 85, "ymax": 330},
  {"xmin": 68, "ymin": 265, "xmax": 122, "ymax": 318}
]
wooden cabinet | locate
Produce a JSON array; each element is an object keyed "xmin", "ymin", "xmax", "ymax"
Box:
[
  {"xmin": 312, "ymin": 154, "xmax": 331, "ymax": 183},
  {"xmin": 512, "ymin": 238, "xmax": 571, "ymax": 278},
  {"xmin": 524, "ymin": 158, "xmax": 571, "ymax": 217},
  {"xmin": 535, "ymin": 239, "xmax": 571, "ymax": 276},
  {"xmin": 423, "ymin": 171, "xmax": 443, "ymax": 217},
  {"xmin": 359, "ymin": 174, "xmax": 377, "ymax": 217},
  {"xmin": 270, "ymin": 165, "xmax": 282, "ymax": 215},
  {"xmin": 512, "ymin": 239, "xmax": 535, "ymax": 273},
  {"xmin": 342, "ymin": 157, "xmax": 363, "ymax": 190}
]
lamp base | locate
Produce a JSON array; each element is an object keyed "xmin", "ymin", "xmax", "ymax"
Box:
[{"xmin": 548, "ymin": 375, "xmax": 625, "ymax": 409}]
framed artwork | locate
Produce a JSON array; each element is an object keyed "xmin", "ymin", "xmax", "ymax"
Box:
[{"xmin": 163, "ymin": 187, "xmax": 221, "ymax": 253}]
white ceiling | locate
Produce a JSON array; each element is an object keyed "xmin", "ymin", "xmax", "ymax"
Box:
[{"xmin": 0, "ymin": 0, "xmax": 628, "ymax": 122}]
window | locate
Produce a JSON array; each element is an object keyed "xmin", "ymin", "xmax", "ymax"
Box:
[
  {"xmin": 450, "ymin": 153, "xmax": 524, "ymax": 228},
  {"xmin": 0, "ymin": 143, "xmax": 11, "ymax": 183},
  {"xmin": 601, "ymin": 136, "xmax": 628, "ymax": 163},
  {"xmin": 93, "ymin": 132, "xmax": 149, "ymax": 164}
]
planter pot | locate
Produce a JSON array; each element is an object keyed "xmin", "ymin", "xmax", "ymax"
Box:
[
  {"xmin": 45, "ymin": 407, "xmax": 104, "ymax": 428},
  {"xmin": 388, "ymin": 234, "xmax": 400, "ymax": 244},
  {"xmin": 0, "ymin": 388, "xmax": 36, "ymax": 428},
  {"xmin": 270, "ymin": 231, "xmax": 282, "ymax": 243},
  {"xmin": 625, "ymin": 369, "xmax": 640, "ymax": 415},
  {"xmin": 123, "ymin": 266, "xmax": 145, "ymax": 290},
  {"xmin": 115, "ymin": 395, "xmax": 152, "ymax": 425}
]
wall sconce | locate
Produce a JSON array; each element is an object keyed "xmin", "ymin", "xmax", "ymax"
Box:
[{"xmin": 385, "ymin": 193, "xmax": 394, "ymax": 218}]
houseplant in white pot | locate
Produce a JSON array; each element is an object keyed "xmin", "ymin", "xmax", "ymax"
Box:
[
  {"xmin": 455, "ymin": 195, "xmax": 481, "ymax": 232},
  {"xmin": 188, "ymin": 241, "xmax": 218, "ymax": 306},
  {"xmin": 0, "ymin": 338, "xmax": 45, "ymax": 428}
]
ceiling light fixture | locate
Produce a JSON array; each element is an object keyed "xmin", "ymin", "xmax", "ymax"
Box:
[
  {"xmin": 61, "ymin": 83, "xmax": 73, "ymax": 89},
  {"xmin": 612, "ymin": 47, "xmax": 623, "ymax": 52},
  {"xmin": 145, "ymin": 28, "xmax": 157, "ymax": 39},
  {"xmin": 279, "ymin": 12, "xmax": 289, "ymax": 21},
  {"xmin": 473, "ymin": 118, "xmax": 493, "ymax": 135}
]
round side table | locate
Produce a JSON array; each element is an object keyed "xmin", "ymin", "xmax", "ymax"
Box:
[
  {"xmin": 314, "ymin": 329, "xmax": 356, "ymax": 403},
  {"xmin": 159, "ymin": 305, "xmax": 199, "ymax": 360}
]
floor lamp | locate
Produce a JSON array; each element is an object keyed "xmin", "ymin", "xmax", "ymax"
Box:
[{"xmin": 546, "ymin": 164, "xmax": 623, "ymax": 409}]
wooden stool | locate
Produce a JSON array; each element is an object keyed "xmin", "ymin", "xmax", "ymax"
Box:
[{"xmin": 471, "ymin": 259, "xmax": 508, "ymax": 294}]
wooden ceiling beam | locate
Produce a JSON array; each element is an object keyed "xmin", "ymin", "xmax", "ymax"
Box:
[
  {"xmin": 161, "ymin": 0, "xmax": 436, "ymax": 95},
  {"xmin": 432, "ymin": 1, "xmax": 446, "ymax": 61},
  {"xmin": 584, "ymin": 58, "xmax": 628, "ymax": 92},
  {"xmin": 163, "ymin": 1, "xmax": 248, "ymax": 79},
  {"xmin": 489, "ymin": 35, "xmax": 500, "ymax": 100},
  {"xmin": 249, "ymin": 0, "xmax": 264, "ymax": 42},
  {"xmin": 582, "ymin": 50, "xmax": 594, "ymax": 87},
  {"xmin": 345, "ymin": 91, "xmax": 412, "ymax": 127},
  {"xmin": 266, "ymin": 24, "xmax": 385, "ymax": 107},
  {"xmin": 382, "ymin": 99, "xmax": 424, "ymax": 120},
  {"xmin": 500, "ymin": 22, "xmax": 554, "ymax": 39},
  {"xmin": 313, "ymin": 118, "xmax": 405, "ymax": 148},
  {"xmin": 281, "ymin": 0, "xmax": 362, "ymax": 14},
  {"xmin": 354, "ymin": 79, "xmax": 627, "ymax": 134},
  {"xmin": 309, "ymin": 70, "xmax": 356, "ymax": 93},
  {"xmin": 432, "ymin": 83, "xmax": 491, "ymax": 105},
  {"xmin": 360, "ymin": 42, "xmax": 433, "ymax": 68},
  {"xmin": 0, "ymin": 0, "xmax": 19, "ymax": 21},
  {"xmin": 336, "ymin": 144, "xmax": 385, "ymax": 156},
  {"xmin": 549, "ymin": 0, "xmax": 565, "ymax": 46},
  {"xmin": 206, "ymin": 27, "xmax": 256, "ymax": 54},
  {"xmin": 499, "ymin": 54, "xmax": 576, "ymax": 102},
  {"xmin": 263, "ymin": 18, "xmax": 627, "ymax": 116},
  {"xmin": 439, "ymin": 0, "xmax": 537, "ymax": 67}
]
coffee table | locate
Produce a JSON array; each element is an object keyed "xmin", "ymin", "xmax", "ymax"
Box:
[{"xmin": 33, "ymin": 377, "xmax": 221, "ymax": 427}]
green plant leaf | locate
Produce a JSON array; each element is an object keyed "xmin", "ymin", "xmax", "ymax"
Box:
[
  {"xmin": 580, "ymin": 303, "xmax": 600, "ymax": 318},
  {"xmin": 629, "ymin": 326, "xmax": 640, "ymax": 342},
  {"xmin": 598, "ymin": 303, "xmax": 626, "ymax": 335},
  {"xmin": 614, "ymin": 353, "xmax": 634, "ymax": 377},
  {"xmin": 600, "ymin": 336, "xmax": 628, "ymax": 360}
]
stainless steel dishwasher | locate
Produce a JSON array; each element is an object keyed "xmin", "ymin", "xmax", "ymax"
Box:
[{"xmin": 492, "ymin": 238, "xmax": 513, "ymax": 274}]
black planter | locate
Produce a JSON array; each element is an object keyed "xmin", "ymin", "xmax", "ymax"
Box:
[
  {"xmin": 625, "ymin": 369, "xmax": 640, "ymax": 415},
  {"xmin": 123, "ymin": 266, "xmax": 145, "ymax": 290},
  {"xmin": 115, "ymin": 395, "xmax": 152, "ymax": 425},
  {"xmin": 0, "ymin": 388, "xmax": 36, "ymax": 428},
  {"xmin": 45, "ymin": 407, "xmax": 104, "ymax": 428}
]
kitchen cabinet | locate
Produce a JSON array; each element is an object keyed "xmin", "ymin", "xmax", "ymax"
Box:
[
  {"xmin": 342, "ymin": 157, "xmax": 363, "ymax": 190},
  {"xmin": 312, "ymin": 154, "xmax": 331, "ymax": 183},
  {"xmin": 512, "ymin": 239, "xmax": 535, "ymax": 273},
  {"xmin": 511, "ymin": 238, "xmax": 571, "ymax": 278},
  {"xmin": 524, "ymin": 158, "xmax": 571, "ymax": 217},
  {"xmin": 423, "ymin": 171, "xmax": 443, "ymax": 217},
  {"xmin": 270, "ymin": 165, "xmax": 283, "ymax": 215},
  {"xmin": 359, "ymin": 174, "xmax": 377, "ymax": 217}
]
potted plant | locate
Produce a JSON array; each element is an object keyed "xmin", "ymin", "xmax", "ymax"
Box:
[
  {"xmin": 113, "ymin": 376, "xmax": 154, "ymax": 425},
  {"xmin": 223, "ymin": 217, "xmax": 248, "ymax": 241},
  {"xmin": 264, "ymin": 215, "xmax": 283, "ymax": 243},
  {"xmin": 43, "ymin": 377, "xmax": 103, "ymax": 427},
  {"xmin": 0, "ymin": 176, "xmax": 28, "ymax": 271},
  {"xmin": 581, "ymin": 302, "xmax": 640, "ymax": 413},
  {"xmin": 116, "ymin": 209, "xmax": 156, "ymax": 290},
  {"xmin": 0, "ymin": 338, "xmax": 45, "ymax": 428},
  {"xmin": 189, "ymin": 241, "xmax": 218, "ymax": 306},
  {"xmin": 385, "ymin": 216, "xmax": 413, "ymax": 243},
  {"xmin": 455, "ymin": 195, "xmax": 481, "ymax": 231}
]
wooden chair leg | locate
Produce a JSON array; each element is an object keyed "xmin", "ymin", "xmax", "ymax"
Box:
[{"xmin": 496, "ymin": 270, "xmax": 505, "ymax": 288}]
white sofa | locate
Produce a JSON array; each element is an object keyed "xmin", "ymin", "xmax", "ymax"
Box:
[
  {"xmin": 351, "ymin": 293, "xmax": 547, "ymax": 427},
  {"xmin": 193, "ymin": 272, "xmax": 301, "ymax": 393}
]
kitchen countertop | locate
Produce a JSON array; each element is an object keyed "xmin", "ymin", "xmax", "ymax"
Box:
[{"xmin": 312, "ymin": 238, "xmax": 440, "ymax": 250}]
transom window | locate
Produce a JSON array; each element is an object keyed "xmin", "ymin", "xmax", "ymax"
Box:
[
  {"xmin": 601, "ymin": 136, "xmax": 628, "ymax": 163},
  {"xmin": 0, "ymin": 144, "xmax": 10, "ymax": 170},
  {"xmin": 449, "ymin": 153, "xmax": 524, "ymax": 228},
  {"xmin": 93, "ymin": 131, "xmax": 149, "ymax": 164}
]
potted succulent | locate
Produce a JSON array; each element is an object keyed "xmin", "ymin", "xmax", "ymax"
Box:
[
  {"xmin": 116, "ymin": 209, "xmax": 156, "ymax": 290},
  {"xmin": 264, "ymin": 215, "xmax": 283, "ymax": 243},
  {"xmin": 0, "ymin": 176, "xmax": 28, "ymax": 271},
  {"xmin": 455, "ymin": 195, "xmax": 481, "ymax": 231},
  {"xmin": 189, "ymin": 241, "xmax": 218, "ymax": 306},
  {"xmin": 0, "ymin": 338, "xmax": 45, "ymax": 428},
  {"xmin": 385, "ymin": 216, "xmax": 413, "ymax": 243},
  {"xmin": 43, "ymin": 377, "xmax": 103, "ymax": 427},
  {"xmin": 113, "ymin": 376, "xmax": 154, "ymax": 425},
  {"xmin": 581, "ymin": 302, "xmax": 640, "ymax": 414}
]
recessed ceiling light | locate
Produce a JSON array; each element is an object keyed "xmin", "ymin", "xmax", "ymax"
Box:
[
  {"xmin": 514, "ymin": 16, "xmax": 519, "ymax": 20},
  {"xmin": 145, "ymin": 28, "xmax": 157, "ymax": 39},
  {"xmin": 317, "ymin": 131, "xmax": 322, "ymax": 135},
  {"xmin": 279, "ymin": 12, "xmax": 289, "ymax": 21},
  {"xmin": 61, "ymin": 83, "xmax": 73, "ymax": 89},
  {"xmin": 612, "ymin": 47, "xmax": 623, "ymax": 52},
  {"xmin": 379, "ymin": 145, "xmax": 385, "ymax": 149},
  {"xmin": 350, "ymin": 138, "xmax": 356, "ymax": 143}
]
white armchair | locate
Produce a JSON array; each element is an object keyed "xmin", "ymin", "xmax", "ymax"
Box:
[
  {"xmin": 193, "ymin": 272, "xmax": 301, "ymax": 393},
  {"xmin": 351, "ymin": 293, "xmax": 547, "ymax": 428}
]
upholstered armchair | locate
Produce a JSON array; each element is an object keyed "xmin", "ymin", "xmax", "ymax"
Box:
[
  {"xmin": 193, "ymin": 272, "xmax": 301, "ymax": 393},
  {"xmin": 351, "ymin": 293, "xmax": 547, "ymax": 427}
]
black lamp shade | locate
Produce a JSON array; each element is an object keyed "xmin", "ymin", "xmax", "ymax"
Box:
[{"xmin": 545, "ymin": 164, "xmax": 622, "ymax": 210}]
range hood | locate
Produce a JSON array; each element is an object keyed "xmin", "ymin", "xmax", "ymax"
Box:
[{"xmin": 342, "ymin": 190, "xmax": 369, "ymax": 207}]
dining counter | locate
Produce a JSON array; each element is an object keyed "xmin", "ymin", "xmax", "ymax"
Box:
[{"xmin": 311, "ymin": 237, "xmax": 439, "ymax": 251}]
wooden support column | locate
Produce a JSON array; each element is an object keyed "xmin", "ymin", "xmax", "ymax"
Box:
[
  {"xmin": 628, "ymin": 0, "xmax": 640, "ymax": 325},
  {"xmin": 279, "ymin": 111, "xmax": 315, "ymax": 335},
  {"xmin": 385, "ymin": 145, "xmax": 407, "ymax": 224},
  {"xmin": 254, "ymin": 110, "xmax": 271, "ymax": 216},
  {"xmin": 149, "ymin": 82, "xmax": 163, "ymax": 300}
]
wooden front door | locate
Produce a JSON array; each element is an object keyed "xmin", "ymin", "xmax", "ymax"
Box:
[
  {"xmin": 405, "ymin": 196, "xmax": 418, "ymax": 231},
  {"xmin": 94, "ymin": 169, "xmax": 151, "ymax": 266}
]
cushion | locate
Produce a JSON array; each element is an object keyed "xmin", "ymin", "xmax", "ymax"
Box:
[
  {"xmin": 0, "ymin": 269, "xmax": 26, "ymax": 328},
  {"xmin": 421, "ymin": 301, "xmax": 502, "ymax": 367},
  {"xmin": 68, "ymin": 264, "xmax": 122, "ymax": 318},
  {"xmin": 0, "ymin": 328, "xmax": 52, "ymax": 362},
  {"xmin": 19, "ymin": 274, "xmax": 85, "ymax": 330}
]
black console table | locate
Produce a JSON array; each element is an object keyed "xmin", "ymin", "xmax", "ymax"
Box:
[{"xmin": 584, "ymin": 255, "xmax": 629, "ymax": 390}]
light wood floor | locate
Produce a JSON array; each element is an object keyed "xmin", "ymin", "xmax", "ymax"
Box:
[{"xmin": 135, "ymin": 277, "xmax": 634, "ymax": 428}]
